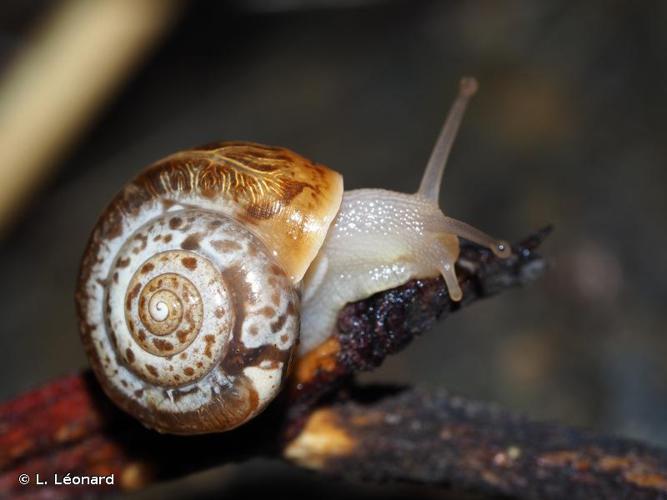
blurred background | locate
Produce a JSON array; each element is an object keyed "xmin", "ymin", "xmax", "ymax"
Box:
[{"xmin": 1, "ymin": 0, "xmax": 666, "ymax": 498}]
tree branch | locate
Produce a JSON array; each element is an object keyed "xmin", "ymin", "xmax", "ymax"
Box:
[
  {"xmin": 287, "ymin": 386, "xmax": 667, "ymax": 499},
  {"xmin": 9, "ymin": 228, "xmax": 660, "ymax": 500}
]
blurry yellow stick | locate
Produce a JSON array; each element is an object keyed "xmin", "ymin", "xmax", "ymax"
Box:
[{"xmin": 0, "ymin": 0, "xmax": 182, "ymax": 233}]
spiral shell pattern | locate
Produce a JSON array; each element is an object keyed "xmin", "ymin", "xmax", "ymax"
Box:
[
  {"xmin": 77, "ymin": 142, "xmax": 344, "ymax": 434},
  {"xmin": 79, "ymin": 207, "xmax": 299, "ymax": 434},
  {"xmin": 115, "ymin": 249, "xmax": 231, "ymax": 387}
]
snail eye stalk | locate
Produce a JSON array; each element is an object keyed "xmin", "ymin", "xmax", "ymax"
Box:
[{"xmin": 417, "ymin": 77, "xmax": 478, "ymax": 204}]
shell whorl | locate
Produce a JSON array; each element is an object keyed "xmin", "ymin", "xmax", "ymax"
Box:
[
  {"xmin": 117, "ymin": 249, "xmax": 229, "ymax": 386},
  {"xmin": 77, "ymin": 143, "xmax": 343, "ymax": 434}
]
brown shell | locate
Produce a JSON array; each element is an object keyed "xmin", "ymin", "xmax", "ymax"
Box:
[{"xmin": 102, "ymin": 141, "xmax": 343, "ymax": 282}]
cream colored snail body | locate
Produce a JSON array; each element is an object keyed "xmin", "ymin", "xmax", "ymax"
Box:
[{"xmin": 76, "ymin": 78, "xmax": 510, "ymax": 435}]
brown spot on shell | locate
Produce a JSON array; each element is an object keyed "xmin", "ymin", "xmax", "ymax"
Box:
[
  {"xmin": 204, "ymin": 335, "xmax": 215, "ymax": 358},
  {"xmin": 183, "ymin": 367, "xmax": 194, "ymax": 376},
  {"xmin": 169, "ymin": 217, "xmax": 182, "ymax": 229},
  {"xmin": 162, "ymin": 199, "xmax": 176, "ymax": 210},
  {"xmin": 221, "ymin": 343, "xmax": 289, "ymax": 377},
  {"xmin": 134, "ymin": 389, "xmax": 144, "ymax": 398},
  {"xmin": 211, "ymin": 239, "xmax": 242, "ymax": 252},
  {"xmin": 134, "ymin": 233, "xmax": 148, "ymax": 252},
  {"xmin": 164, "ymin": 234, "xmax": 172, "ymax": 243},
  {"xmin": 125, "ymin": 348, "xmax": 135, "ymax": 363},
  {"xmin": 215, "ymin": 308, "xmax": 225, "ymax": 318},
  {"xmin": 177, "ymin": 330, "xmax": 188, "ymax": 343},
  {"xmin": 271, "ymin": 313, "xmax": 287, "ymax": 333},
  {"xmin": 145, "ymin": 365, "xmax": 158, "ymax": 377},
  {"xmin": 152, "ymin": 338, "xmax": 174, "ymax": 352},
  {"xmin": 259, "ymin": 306, "xmax": 275, "ymax": 318},
  {"xmin": 117, "ymin": 257, "xmax": 131, "ymax": 268},
  {"xmin": 141, "ymin": 262, "xmax": 154, "ymax": 274},
  {"xmin": 125, "ymin": 283, "xmax": 141, "ymax": 310},
  {"xmin": 222, "ymin": 265, "xmax": 256, "ymax": 306},
  {"xmin": 270, "ymin": 264, "xmax": 283, "ymax": 276},
  {"xmin": 181, "ymin": 232, "xmax": 202, "ymax": 250},
  {"xmin": 181, "ymin": 257, "xmax": 197, "ymax": 270}
]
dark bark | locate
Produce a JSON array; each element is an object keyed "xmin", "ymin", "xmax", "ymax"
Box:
[{"xmin": 288, "ymin": 386, "xmax": 667, "ymax": 500}]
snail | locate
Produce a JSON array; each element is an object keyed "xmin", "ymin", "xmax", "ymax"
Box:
[{"xmin": 76, "ymin": 77, "xmax": 510, "ymax": 435}]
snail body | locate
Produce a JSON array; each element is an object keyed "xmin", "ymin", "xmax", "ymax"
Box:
[{"xmin": 77, "ymin": 78, "xmax": 509, "ymax": 434}]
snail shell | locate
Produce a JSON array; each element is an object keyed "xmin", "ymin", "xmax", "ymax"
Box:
[{"xmin": 76, "ymin": 143, "xmax": 343, "ymax": 434}]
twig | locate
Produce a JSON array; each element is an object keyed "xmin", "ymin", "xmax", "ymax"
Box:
[
  {"xmin": 288, "ymin": 386, "xmax": 667, "ymax": 499},
  {"xmin": 9, "ymin": 229, "xmax": 659, "ymax": 500}
]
